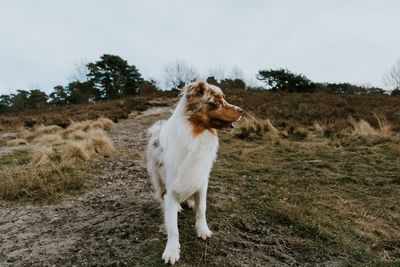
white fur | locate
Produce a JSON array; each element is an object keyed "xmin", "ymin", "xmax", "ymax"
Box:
[{"xmin": 146, "ymin": 91, "xmax": 219, "ymax": 265}]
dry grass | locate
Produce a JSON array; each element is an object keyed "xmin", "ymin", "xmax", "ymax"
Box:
[
  {"xmin": 350, "ymin": 114, "xmax": 393, "ymax": 138},
  {"xmin": 0, "ymin": 158, "xmax": 84, "ymax": 202},
  {"xmin": 228, "ymin": 91, "xmax": 400, "ymax": 133},
  {"xmin": 67, "ymin": 118, "xmax": 115, "ymax": 133},
  {"xmin": 3, "ymin": 117, "xmax": 116, "ymax": 166},
  {"xmin": 234, "ymin": 112, "xmax": 279, "ymax": 139},
  {"xmin": 61, "ymin": 141, "xmax": 91, "ymax": 163},
  {"xmin": 60, "ymin": 131, "xmax": 116, "ymax": 164},
  {"xmin": 374, "ymin": 113, "xmax": 393, "ymax": 137},
  {"xmin": 33, "ymin": 124, "xmax": 63, "ymax": 136},
  {"xmin": 30, "ymin": 146, "xmax": 57, "ymax": 166},
  {"xmin": 313, "ymin": 121, "xmax": 325, "ymax": 136},
  {"xmin": 0, "ymin": 118, "xmax": 116, "ymax": 202},
  {"xmin": 85, "ymin": 129, "xmax": 116, "ymax": 156},
  {"xmin": 6, "ymin": 138, "xmax": 28, "ymax": 146}
]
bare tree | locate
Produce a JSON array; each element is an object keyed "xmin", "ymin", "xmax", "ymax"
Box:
[
  {"xmin": 228, "ymin": 65, "xmax": 245, "ymax": 80},
  {"xmin": 67, "ymin": 58, "xmax": 90, "ymax": 82},
  {"xmin": 163, "ymin": 60, "xmax": 199, "ymax": 89},
  {"xmin": 207, "ymin": 66, "xmax": 226, "ymax": 81},
  {"xmin": 383, "ymin": 59, "xmax": 400, "ymax": 91}
]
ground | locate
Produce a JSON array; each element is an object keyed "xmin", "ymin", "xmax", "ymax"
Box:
[{"xmin": 0, "ymin": 106, "xmax": 399, "ymax": 266}]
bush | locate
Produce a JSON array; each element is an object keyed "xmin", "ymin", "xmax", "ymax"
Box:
[{"xmin": 125, "ymin": 97, "xmax": 149, "ymax": 111}]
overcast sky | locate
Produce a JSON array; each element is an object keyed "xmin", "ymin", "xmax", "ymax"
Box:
[{"xmin": 1, "ymin": 0, "xmax": 400, "ymax": 94}]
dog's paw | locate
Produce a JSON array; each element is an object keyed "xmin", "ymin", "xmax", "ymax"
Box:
[
  {"xmin": 196, "ymin": 226, "xmax": 212, "ymax": 240},
  {"xmin": 162, "ymin": 244, "xmax": 180, "ymax": 265}
]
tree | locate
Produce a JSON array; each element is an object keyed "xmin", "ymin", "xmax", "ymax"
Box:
[
  {"xmin": 314, "ymin": 82, "xmax": 384, "ymax": 95},
  {"xmin": 383, "ymin": 59, "xmax": 400, "ymax": 92},
  {"xmin": 0, "ymin": 95, "xmax": 12, "ymax": 112},
  {"xmin": 207, "ymin": 66, "xmax": 226, "ymax": 81},
  {"xmin": 219, "ymin": 78, "xmax": 246, "ymax": 91},
  {"xmin": 205, "ymin": 76, "xmax": 247, "ymax": 91},
  {"xmin": 87, "ymin": 54, "xmax": 143, "ymax": 99},
  {"xmin": 28, "ymin": 89, "xmax": 48, "ymax": 109},
  {"xmin": 5, "ymin": 89, "xmax": 49, "ymax": 110},
  {"xmin": 139, "ymin": 80, "xmax": 159, "ymax": 95},
  {"xmin": 229, "ymin": 66, "xmax": 245, "ymax": 81},
  {"xmin": 49, "ymin": 85, "xmax": 68, "ymax": 105},
  {"xmin": 257, "ymin": 68, "xmax": 315, "ymax": 93},
  {"xmin": 66, "ymin": 80, "xmax": 97, "ymax": 104},
  {"xmin": 163, "ymin": 60, "xmax": 198, "ymax": 89},
  {"xmin": 10, "ymin": 90, "xmax": 30, "ymax": 111},
  {"xmin": 392, "ymin": 89, "xmax": 400, "ymax": 96},
  {"xmin": 206, "ymin": 76, "xmax": 219, "ymax": 86}
]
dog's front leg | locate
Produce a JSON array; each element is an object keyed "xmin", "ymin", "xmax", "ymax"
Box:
[
  {"xmin": 195, "ymin": 184, "xmax": 212, "ymax": 240},
  {"xmin": 162, "ymin": 192, "xmax": 180, "ymax": 265}
]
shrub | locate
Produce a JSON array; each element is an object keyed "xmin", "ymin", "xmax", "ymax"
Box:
[{"xmin": 234, "ymin": 113, "xmax": 279, "ymax": 139}]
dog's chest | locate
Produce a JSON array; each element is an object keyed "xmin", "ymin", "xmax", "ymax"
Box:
[
  {"xmin": 173, "ymin": 132, "xmax": 218, "ymax": 199},
  {"xmin": 185, "ymin": 131, "xmax": 218, "ymax": 163}
]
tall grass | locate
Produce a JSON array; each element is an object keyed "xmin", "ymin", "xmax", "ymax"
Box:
[
  {"xmin": 350, "ymin": 114, "xmax": 392, "ymax": 138},
  {"xmin": 5, "ymin": 117, "xmax": 116, "ymax": 166},
  {"xmin": 0, "ymin": 117, "xmax": 116, "ymax": 202},
  {"xmin": 234, "ymin": 113, "xmax": 279, "ymax": 139},
  {"xmin": 0, "ymin": 162, "xmax": 84, "ymax": 202}
]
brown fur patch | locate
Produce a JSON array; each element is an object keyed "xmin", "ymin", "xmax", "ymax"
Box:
[
  {"xmin": 189, "ymin": 118, "xmax": 208, "ymax": 136},
  {"xmin": 209, "ymin": 104, "xmax": 241, "ymax": 122}
]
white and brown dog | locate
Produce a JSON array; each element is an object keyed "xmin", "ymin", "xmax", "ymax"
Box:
[{"xmin": 146, "ymin": 80, "xmax": 243, "ymax": 264}]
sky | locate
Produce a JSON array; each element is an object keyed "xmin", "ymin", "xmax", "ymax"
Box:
[{"xmin": 1, "ymin": 0, "xmax": 400, "ymax": 94}]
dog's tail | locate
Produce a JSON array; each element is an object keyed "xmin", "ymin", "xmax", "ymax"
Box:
[
  {"xmin": 146, "ymin": 120, "xmax": 166, "ymax": 202},
  {"xmin": 147, "ymin": 120, "xmax": 164, "ymax": 138}
]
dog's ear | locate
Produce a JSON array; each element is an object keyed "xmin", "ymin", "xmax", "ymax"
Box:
[{"xmin": 186, "ymin": 81, "xmax": 207, "ymax": 100}]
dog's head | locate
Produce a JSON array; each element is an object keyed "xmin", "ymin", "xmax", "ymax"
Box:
[{"xmin": 183, "ymin": 80, "xmax": 243, "ymax": 134}]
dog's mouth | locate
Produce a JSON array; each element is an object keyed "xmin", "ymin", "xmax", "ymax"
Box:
[{"xmin": 209, "ymin": 119, "xmax": 235, "ymax": 131}]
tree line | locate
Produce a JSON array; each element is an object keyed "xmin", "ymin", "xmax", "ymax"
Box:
[{"xmin": 1, "ymin": 54, "xmax": 399, "ymax": 113}]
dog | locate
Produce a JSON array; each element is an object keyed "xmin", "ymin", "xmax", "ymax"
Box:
[{"xmin": 146, "ymin": 80, "xmax": 243, "ymax": 264}]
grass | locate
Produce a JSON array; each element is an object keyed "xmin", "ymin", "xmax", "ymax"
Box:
[
  {"xmin": 0, "ymin": 118, "xmax": 116, "ymax": 202},
  {"xmin": 208, "ymin": 132, "xmax": 400, "ymax": 265},
  {"xmin": 228, "ymin": 91, "xmax": 400, "ymax": 133},
  {"xmin": 136, "ymin": 131, "xmax": 400, "ymax": 266},
  {"xmin": 4, "ymin": 118, "xmax": 116, "ymax": 166},
  {"xmin": 0, "ymin": 151, "xmax": 87, "ymax": 202}
]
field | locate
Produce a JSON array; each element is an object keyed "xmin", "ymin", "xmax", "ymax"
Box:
[{"xmin": 0, "ymin": 91, "xmax": 399, "ymax": 266}]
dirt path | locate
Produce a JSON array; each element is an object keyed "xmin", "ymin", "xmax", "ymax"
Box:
[{"xmin": 0, "ymin": 107, "xmax": 174, "ymax": 266}]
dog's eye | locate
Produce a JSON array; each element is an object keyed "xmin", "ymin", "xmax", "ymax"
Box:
[
  {"xmin": 210, "ymin": 99, "xmax": 222, "ymax": 106},
  {"xmin": 195, "ymin": 88, "xmax": 204, "ymax": 97}
]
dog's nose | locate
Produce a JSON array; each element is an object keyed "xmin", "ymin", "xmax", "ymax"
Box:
[{"xmin": 237, "ymin": 107, "xmax": 244, "ymax": 115}]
